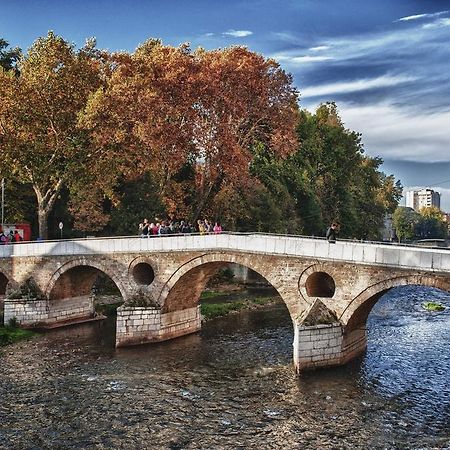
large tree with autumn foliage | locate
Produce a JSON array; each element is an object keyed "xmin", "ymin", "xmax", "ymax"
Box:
[
  {"xmin": 0, "ymin": 32, "xmax": 106, "ymax": 238},
  {"xmin": 80, "ymin": 40, "xmax": 299, "ymax": 219}
]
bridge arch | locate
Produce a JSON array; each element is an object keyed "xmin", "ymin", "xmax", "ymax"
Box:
[
  {"xmin": 158, "ymin": 252, "xmax": 293, "ymax": 317},
  {"xmin": 340, "ymin": 274, "xmax": 450, "ymax": 330},
  {"xmin": 46, "ymin": 258, "xmax": 127, "ymax": 301}
]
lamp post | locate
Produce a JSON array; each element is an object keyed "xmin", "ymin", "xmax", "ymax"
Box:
[{"xmin": 59, "ymin": 221, "xmax": 64, "ymax": 239}]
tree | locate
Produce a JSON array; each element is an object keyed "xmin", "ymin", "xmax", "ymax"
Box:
[
  {"xmin": 415, "ymin": 206, "xmax": 447, "ymax": 239},
  {"xmin": 393, "ymin": 207, "xmax": 419, "ymax": 242},
  {"xmin": 0, "ymin": 32, "xmax": 105, "ymax": 238},
  {"xmin": 80, "ymin": 41, "xmax": 299, "ymax": 221},
  {"xmin": 0, "ymin": 38, "xmax": 21, "ymax": 70}
]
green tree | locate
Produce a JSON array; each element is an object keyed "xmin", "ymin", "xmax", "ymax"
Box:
[
  {"xmin": 415, "ymin": 206, "xmax": 447, "ymax": 239},
  {"xmin": 108, "ymin": 173, "xmax": 166, "ymax": 235},
  {"xmin": 0, "ymin": 38, "xmax": 21, "ymax": 70},
  {"xmin": 393, "ymin": 207, "xmax": 419, "ymax": 242}
]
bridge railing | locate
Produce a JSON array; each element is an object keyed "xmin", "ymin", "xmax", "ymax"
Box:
[
  {"xmin": 0, "ymin": 230, "xmax": 447, "ymax": 250},
  {"xmin": 1, "ymin": 231, "xmax": 450, "ymax": 274}
]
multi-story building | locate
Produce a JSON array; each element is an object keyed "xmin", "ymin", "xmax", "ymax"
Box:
[{"xmin": 405, "ymin": 188, "xmax": 441, "ymax": 211}]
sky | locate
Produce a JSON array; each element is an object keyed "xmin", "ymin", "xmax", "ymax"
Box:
[{"xmin": 2, "ymin": 0, "xmax": 450, "ymax": 210}]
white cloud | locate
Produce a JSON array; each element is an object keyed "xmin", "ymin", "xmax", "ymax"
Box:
[
  {"xmin": 423, "ymin": 18, "xmax": 450, "ymax": 29},
  {"xmin": 223, "ymin": 29, "xmax": 253, "ymax": 38},
  {"xmin": 396, "ymin": 11, "xmax": 449, "ymax": 22},
  {"xmin": 309, "ymin": 45, "xmax": 330, "ymax": 52},
  {"xmin": 274, "ymin": 54, "xmax": 333, "ymax": 64},
  {"xmin": 301, "ymin": 74, "xmax": 417, "ymax": 97},
  {"xmin": 271, "ymin": 31, "xmax": 299, "ymax": 42},
  {"xmin": 336, "ymin": 102, "xmax": 450, "ymax": 163}
]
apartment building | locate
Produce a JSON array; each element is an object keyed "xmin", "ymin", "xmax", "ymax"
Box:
[{"xmin": 405, "ymin": 188, "xmax": 441, "ymax": 211}]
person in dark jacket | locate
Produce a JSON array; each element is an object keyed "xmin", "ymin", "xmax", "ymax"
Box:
[{"xmin": 326, "ymin": 223, "xmax": 338, "ymax": 243}]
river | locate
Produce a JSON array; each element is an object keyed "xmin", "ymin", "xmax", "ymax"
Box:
[{"xmin": 0, "ymin": 285, "xmax": 449, "ymax": 449}]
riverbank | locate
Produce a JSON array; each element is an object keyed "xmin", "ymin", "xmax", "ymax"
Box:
[
  {"xmin": 0, "ymin": 325, "xmax": 37, "ymax": 347},
  {"xmin": 200, "ymin": 289, "xmax": 281, "ymax": 320}
]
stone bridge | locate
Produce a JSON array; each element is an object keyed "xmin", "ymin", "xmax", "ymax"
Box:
[{"xmin": 1, "ymin": 233, "xmax": 449, "ymax": 372}]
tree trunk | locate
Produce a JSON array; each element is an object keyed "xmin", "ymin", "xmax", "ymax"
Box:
[
  {"xmin": 38, "ymin": 206, "xmax": 50, "ymax": 240},
  {"xmin": 33, "ymin": 179, "xmax": 63, "ymax": 240}
]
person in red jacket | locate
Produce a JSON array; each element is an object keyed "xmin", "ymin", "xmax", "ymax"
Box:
[{"xmin": 14, "ymin": 230, "xmax": 22, "ymax": 242}]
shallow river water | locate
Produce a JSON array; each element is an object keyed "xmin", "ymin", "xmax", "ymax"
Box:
[{"xmin": 1, "ymin": 286, "xmax": 450, "ymax": 449}]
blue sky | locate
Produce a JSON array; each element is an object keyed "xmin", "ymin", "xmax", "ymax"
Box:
[{"xmin": 2, "ymin": 0, "xmax": 450, "ymax": 210}]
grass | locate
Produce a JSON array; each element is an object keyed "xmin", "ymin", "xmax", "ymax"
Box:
[
  {"xmin": 0, "ymin": 325, "xmax": 38, "ymax": 347},
  {"xmin": 199, "ymin": 291, "xmax": 226, "ymax": 300},
  {"xmin": 422, "ymin": 301, "xmax": 446, "ymax": 312},
  {"xmin": 200, "ymin": 302, "xmax": 245, "ymax": 319},
  {"xmin": 200, "ymin": 296, "xmax": 279, "ymax": 320}
]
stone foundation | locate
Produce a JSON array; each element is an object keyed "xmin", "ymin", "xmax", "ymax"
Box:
[
  {"xmin": 293, "ymin": 322, "xmax": 367, "ymax": 372},
  {"xmin": 116, "ymin": 305, "xmax": 201, "ymax": 347},
  {"xmin": 3, "ymin": 295, "xmax": 95, "ymax": 327}
]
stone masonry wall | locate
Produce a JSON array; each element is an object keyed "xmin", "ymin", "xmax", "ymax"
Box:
[
  {"xmin": 3, "ymin": 295, "xmax": 94, "ymax": 327},
  {"xmin": 116, "ymin": 306, "xmax": 201, "ymax": 347},
  {"xmin": 46, "ymin": 296, "xmax": 94, "ymax": 324},
  {"xmin": 4, "ymin": 298, "xmax": 49, "ymax": 326}
]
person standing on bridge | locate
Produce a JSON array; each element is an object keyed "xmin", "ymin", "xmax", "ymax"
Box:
[{"xmin": 326, "ymin": 223, "xmax": 338, "ymax": 243}]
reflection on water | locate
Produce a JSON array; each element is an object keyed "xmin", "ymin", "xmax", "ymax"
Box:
[{"xmin": 0, "ymin": 286, "xmax": 449, "ymax": 449}]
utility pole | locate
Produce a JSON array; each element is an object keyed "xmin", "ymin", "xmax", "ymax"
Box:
[{"xmin": 1, "ymin": 178, "xmax": 4, "ymax": 231}]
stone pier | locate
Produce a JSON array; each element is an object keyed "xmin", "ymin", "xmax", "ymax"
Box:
[{"xmin": 293, "ymin": 322, "xmax": 367, "ymax": 372}]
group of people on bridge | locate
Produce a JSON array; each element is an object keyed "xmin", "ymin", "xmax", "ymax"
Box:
[
  {"xmin": 0, "ymin": 229, "xmax": 23, "ymax": 245},
  {"xmin": 138, "ymin": 218, "xmax": 223, "ymax": 237}
]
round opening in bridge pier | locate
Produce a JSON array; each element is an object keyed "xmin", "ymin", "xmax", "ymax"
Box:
[
  {"xmin": 305, "ymin": 271, "xmax": 336, "ymax": 298},
  {"xmin": 132, "ymin": 263, "xmax": 155, "ymax": 285}
]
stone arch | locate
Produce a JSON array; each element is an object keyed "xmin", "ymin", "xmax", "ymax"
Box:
[
  {"xmin": 46, "ymin": 258, "xmax": 127, "ymax": 301},
  {"xmin": 158, "ymin": 252, "xmax": 293, "ymax": 317},
  {"xmin": 340, "ymin": 274, "xmax": 450, "ymax": 330}
]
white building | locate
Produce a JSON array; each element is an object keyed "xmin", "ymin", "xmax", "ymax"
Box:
[{"xmin": 405, "ymin": 189, "xmax": 441, "ymax": 211}]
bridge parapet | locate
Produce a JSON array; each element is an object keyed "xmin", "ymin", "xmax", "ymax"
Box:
[{"xmin": 1, "ymin": 233, "xmax": 449, "ymax": 273}]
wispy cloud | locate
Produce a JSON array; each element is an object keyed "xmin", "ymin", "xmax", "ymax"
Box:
[
  {"xmin": 309, "ymin": 45, "xmax": 330, "ymax": 52},
  {"xmin": 274, "ymin": 54, "xmax": 333, "ymax": 64},
  {"xmin": 423, "ymin": 18, "xmax": 450, "ymax": 29},
  {"xmin": 338, "ymin": 102, "xmax": 450, "ymax": 163},
  {"xmin": 301, "ymin": 74, "xmax": 417, "ymax": 97},
  {"xmin": 396, "ymin": 10, "xmax": 449, "ymax": 22},
  {"xmin": 223, "ymin": 29, "xmax": 253, "ymax": 37}
]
